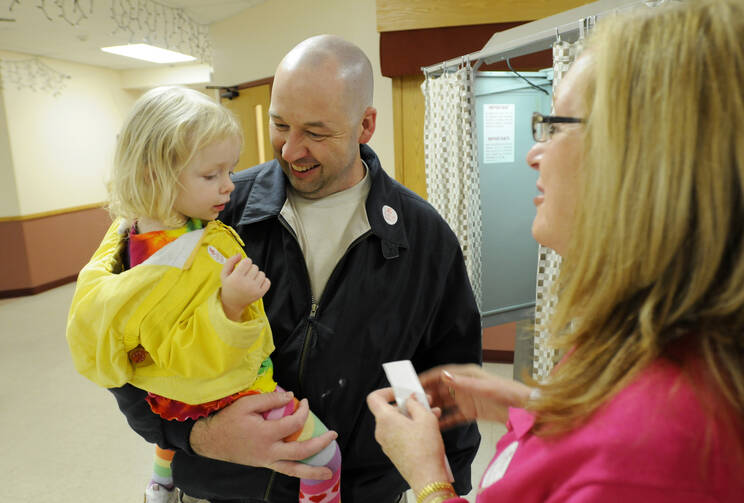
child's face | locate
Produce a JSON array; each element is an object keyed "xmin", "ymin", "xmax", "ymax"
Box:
[{"xmin": 174, "ymin": 136, "xmax": 241, "ymax": 223}]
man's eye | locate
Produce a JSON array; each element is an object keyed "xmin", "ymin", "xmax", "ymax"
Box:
[
  {"xmin": 273, "ymin": 122, "xmax": 289, "ymax": 130},
  {"xmin": 307, "ymin": 131, "xmax": 324, "ymax": 140},
  {"xmin": 548, "ymin": 124, "xmax": 558, "ymax": 136}
]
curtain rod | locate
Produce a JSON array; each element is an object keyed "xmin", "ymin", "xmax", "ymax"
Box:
[{"xmin": 421, "ymin": 0, "xmax": 653, "ymax": 75}]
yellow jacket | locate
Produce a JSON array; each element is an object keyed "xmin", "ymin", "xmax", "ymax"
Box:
[{"xmin": 66, "ymin": 219, "xmax": 275, "ymax": 404}]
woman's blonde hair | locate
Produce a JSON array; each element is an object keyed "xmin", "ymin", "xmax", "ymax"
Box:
[
  {"xmin": 107, "ymin": 86, "xmax": 242, "ymax": 227},
  {"xmin": 532, "ymin": 0, "xmax": 744, "ymax": 436}
]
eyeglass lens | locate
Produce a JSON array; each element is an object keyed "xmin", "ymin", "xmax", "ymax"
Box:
[{"xmin": 532, "ymin": 114, "xmax": 548, "ymax": 142}]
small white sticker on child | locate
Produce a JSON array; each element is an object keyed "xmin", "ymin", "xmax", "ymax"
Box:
[{"xmin": 207, "ymin": 246, "xmax": 227, "ymax": 264}]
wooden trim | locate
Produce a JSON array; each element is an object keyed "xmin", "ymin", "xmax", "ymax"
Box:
[
  {"xmin": 0, "ymin": 274, "xmax": 77, "ymax": 299},
  {"xmin": 483, "ymin": 349, "xmax": 515, "ymax": 364},
  {"xmin": 0, "ymin": 202, "xmax": 106, "ymax": 223},
  {"xmin": 392, "ymin": 77, "xmax": 404, "ymax": 182},
  {"xmin": 236, "ymin": 76, "xmax": 274, "ymax": 90},
  {"xmin": 376, "ymin": 0, "xmax": 594, "ymax": 32}
]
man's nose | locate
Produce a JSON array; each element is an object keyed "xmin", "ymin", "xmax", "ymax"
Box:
[{"xmin": 281, "ymin": 131, "xmax": 307, "ymax": 163}]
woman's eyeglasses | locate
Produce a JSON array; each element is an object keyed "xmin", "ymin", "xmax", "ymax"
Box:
[{"xmin": 532, "ymin": 112, "xmax": 584, "ymax": 142}]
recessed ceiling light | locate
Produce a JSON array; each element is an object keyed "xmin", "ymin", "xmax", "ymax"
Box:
[{"xmin": 101, "ymin": 43, "xmax": 196, "ymax": 64}]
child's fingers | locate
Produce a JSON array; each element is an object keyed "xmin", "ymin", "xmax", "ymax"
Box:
[
  {"xmin": 247, "ymin": 264, "xmax": 261, "ymax": 279},
  {"xmin": 234, "ymin": 257, "xmax": 254, "ymax": 273},
  {"xmin": 255, "ymin": 271, "xmax": 267, "ymax": 285},
  {"xmin": 243, "ymin": 264, "xmax": 266, "ymax": 283},
  {"xmin": 221, "ymin": 254, "xmax": 242, "ymax": 280}
]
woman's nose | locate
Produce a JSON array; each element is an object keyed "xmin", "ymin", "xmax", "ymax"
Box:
[{"xmin": 526, "ymin": 142, "xmax": 543, "ymax": 171}]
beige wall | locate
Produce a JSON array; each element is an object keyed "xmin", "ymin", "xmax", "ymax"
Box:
[
  {"xmin": 1, "ymin": 0, "xmax": 395, "ymax": 218},
  {"xmin": 0, "ymin": 49, "xmax": 137, "ymax": 217},
  {"xmin": 0, "ymin": 0, "xmax": 394, "ymax": 293},
  {"xmin": 0, "ymin": 89, "xmax": 20, "ymax": 217},
  {"xmin": 209, "ymin": 0, "xmax": 395, "ymax": 177}
]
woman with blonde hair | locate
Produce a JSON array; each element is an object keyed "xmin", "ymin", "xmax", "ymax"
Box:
[{"xmin": 368, "ymin": 0, "xmax": 744, "ymax": 501}]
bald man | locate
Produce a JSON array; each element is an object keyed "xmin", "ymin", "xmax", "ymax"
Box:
[{"xmin": 108, "ymin": 35, "xmax": 481, "ymax": 503}]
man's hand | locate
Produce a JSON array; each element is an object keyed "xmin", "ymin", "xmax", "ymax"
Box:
[{"xmin": 190, "ymin": 391, "xmax": 337, "ymax": 480}]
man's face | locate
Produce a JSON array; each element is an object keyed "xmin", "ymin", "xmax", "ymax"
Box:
[{"xmin": 268, "ymin": 66, "xmax": 365, "ymax": 199}]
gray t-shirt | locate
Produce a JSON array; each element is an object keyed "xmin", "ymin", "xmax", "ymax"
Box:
[{"xmin": 280, "ymin": 164, "xmax": 371, "ymax": 302}]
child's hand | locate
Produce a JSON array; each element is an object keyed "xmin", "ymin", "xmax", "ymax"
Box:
[{"xmin": 220, "ymin": 254, "xmax": 271, "ymax": 321}]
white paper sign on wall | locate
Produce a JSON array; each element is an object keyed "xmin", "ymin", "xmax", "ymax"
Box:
[{"xmin": 483, "ymin": 103, "xmax": 515, "ymax": 164}]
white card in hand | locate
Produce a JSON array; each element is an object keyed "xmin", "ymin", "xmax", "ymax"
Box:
[
  {"xmin": 381, "ymin": 360, "xmax": 455, "ymax": 483},
  {"xmin": 382, "ymin": 360, "xmax": 430, "ymax": 416}
]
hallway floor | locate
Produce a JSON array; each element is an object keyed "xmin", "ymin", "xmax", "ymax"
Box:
[{"xmin": 1, "ymin": 283, "xmax": 509, "ymax": 502}]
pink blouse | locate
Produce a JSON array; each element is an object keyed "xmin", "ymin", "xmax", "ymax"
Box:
[{"xmin": 450, "ymin": 360, "xmax": 744, "ymax": 502}]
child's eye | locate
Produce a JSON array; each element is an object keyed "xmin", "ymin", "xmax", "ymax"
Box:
[{"xmin": 204, "ymin": 175, "xmax": 217, "ymax": 180}]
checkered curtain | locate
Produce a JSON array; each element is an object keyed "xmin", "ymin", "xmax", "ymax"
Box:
[
  {"xmin": 532, "ymin": 38, "xmax": 585, "ymax": 381},
  {"xmin": 421, "ymin": 65, "xmax": 483, "ymax": 308}
]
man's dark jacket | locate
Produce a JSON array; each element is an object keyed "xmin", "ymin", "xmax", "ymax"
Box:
[{"xmin": 109, "ymin": 144, "xmax": 482, "ymax": 502}]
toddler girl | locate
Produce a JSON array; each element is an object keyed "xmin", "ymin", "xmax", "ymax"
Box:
[{"xmin": 66, "ymin": 86, "xmax": 341, "ymax": 503}]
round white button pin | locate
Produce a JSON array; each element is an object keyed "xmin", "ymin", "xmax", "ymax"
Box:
[{"xmin": 382, "ymin": 205, "xmax": 398, "ymax": 225}]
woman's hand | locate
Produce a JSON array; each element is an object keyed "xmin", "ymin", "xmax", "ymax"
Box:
[
  {"xmin": 366, "ymin": 387, "xmax": 452, "ymax": 494},
  {"xmin": 418, "ymin": 364, "xmax": 533, "ymax": 428}
]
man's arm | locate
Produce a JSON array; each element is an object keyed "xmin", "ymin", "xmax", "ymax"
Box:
[
  {"xmin": 189, "ymin": 392, "xmax": 337, "ymax": 479},
  {"xmin": 109, "ymin": 384, "xmax": 338, "ymax": 480},
  {"xmin": 108, "ymin": 384, "xmax": 195, "ymax": 452}
]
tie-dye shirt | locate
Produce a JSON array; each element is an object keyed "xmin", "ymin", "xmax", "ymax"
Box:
[{"xmin": 128, "ymin": 218, "xmax": 204, "ymax": 266}]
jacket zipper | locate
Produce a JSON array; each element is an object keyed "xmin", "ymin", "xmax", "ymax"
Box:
[
  {"xmin": 263, "ymin": 471, "xmax": 276, "ymax": 501},
  {"xmin": 266, "ymin": 222, "xmax": 371, "ymax": 500},
  {"xmin": 295, "ymin": 230, "xmax": 372, "ymax": 396},
  {"xmin": 262, "ymin": 214, "xmax": 317, "ymax": 502},
  {"xmin": 297, "ymin": 301, "xmax": 318, "ymax": 397}
]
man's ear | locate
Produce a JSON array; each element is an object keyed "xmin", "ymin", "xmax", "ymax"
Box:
[{"xmin": 358, "ymin": 107, "xmax": 377, "ymax": 144}]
